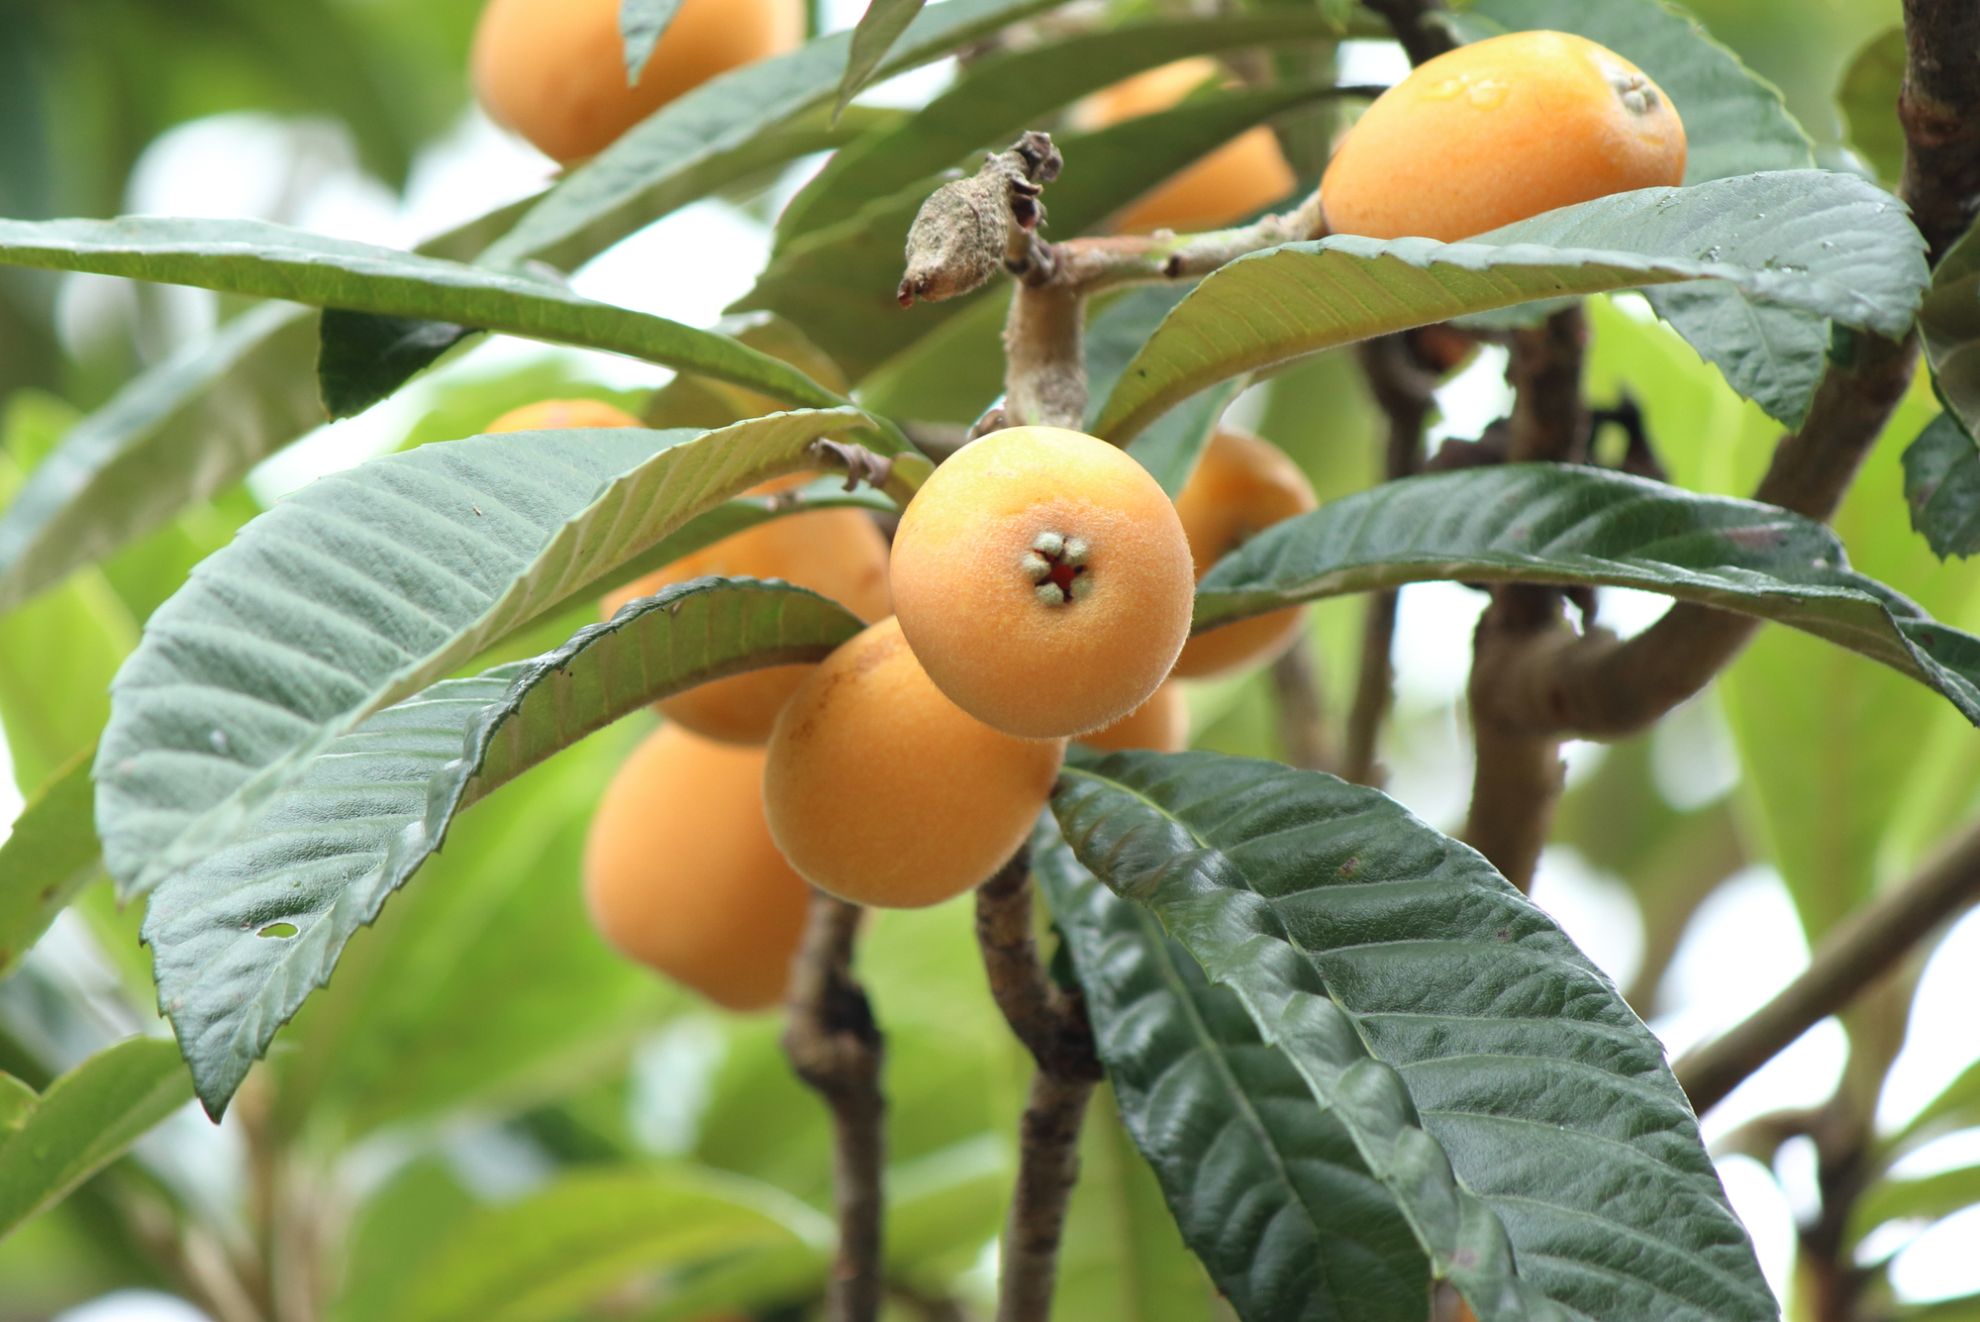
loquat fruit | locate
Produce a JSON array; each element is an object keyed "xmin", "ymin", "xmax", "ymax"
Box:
[
  {"xmin": 889, "ymin": 426, "xmax": 1195, "ymax": 739},
  {"xmin": 584, "ymin": 724, "xmax": 811, "ymax": 1011},
  {"xmin": 1171, "ymin": 429, "xmax": 1319, "ymax": 679},
  {"xmin": 601, "ymin": 494, "xmax": 892, "ymax": 746},
  {"xmin": 1321, "ymin": 30, "xmax": 1686, "ymax": 243},
  {"xmin": 1079, "ymin": 681, "xmax": 1189, "ymax": 754},
  {"xmin": 763, "ymin": 617, "xmax": 1065, "ymax": 909},
  {"xmin": 472, "ymin": 0, "xmax": 804, "ymax": 164},
  {"xmin": 1082, "ymin": 58, "xmax": 1298, "ymax": 234},
  {"xmin": 485, "ymin": 398, "xmax": 643, "ymax": 432}
]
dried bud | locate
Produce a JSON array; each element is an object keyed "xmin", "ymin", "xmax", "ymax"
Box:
[
  {"xmin": 898, "ymin": 131, "xmax": 1063, "ymax": 307},
  {"xmin": 898, "ymin": 170, "xmax": 1010, "ymax": 307}
]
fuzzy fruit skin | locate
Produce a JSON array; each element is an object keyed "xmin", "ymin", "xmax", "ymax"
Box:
[
  {"xmin": 1085, "ymin": 58, "xmax": 1297, "ymax": 233},
  {"xmin": 764, "ymin": 618, "xmax": 1065, "ymax": 908},
  {"xmin": 472, "ymin": 0, "xmax": 803, "ymax": 164},
  {"xmin": 584, "ymin": 724, "xmax": 810, "ymax": 1011},
  {"xmin": 1172, "ymin": 430, "xmax": 1319, "ymax": 678},
  {"xmin": 1079, "ymin": 681, "xmax": 1189, "ymax": 753},
  {"xmin": 601, "ymin": 499, "xmax": 891, "ymax": 745},
  {"xmin": 889, "ymin": 426, "xmax": 1195, "ymax": 738},
  {"xmin": 1321, "ymin": 30, "xmax": 1686, "ymax": 242},
  {"xmin": 486, "ymin": 398, "xmax": 643, "ymax": 432}
]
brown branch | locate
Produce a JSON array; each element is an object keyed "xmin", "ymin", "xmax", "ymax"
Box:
[
  {"xmin": 1462, "ymin": 308, "xmax": 1586, "ymax": 889},
  {"xmin": 1676, "ymin": 815, "xmax": 1980, "ymax": 1115},
  {"xmin": 1269, "ymin": 636, "xmax": 1333, "ymax": 772},
  {"xmin": 1345, "ymin": 335, "xmax": 1437, "ymax": 784},
  {"xmin": 975, "ymin": 850, "xmax": 1103, "ymax": 1322},
  {"xmin": 1363, "ymin": 0, "xmax": 1456, "ymax": 67},
  {"xmin": 1898, "ymin": 0, "xmax": 1980, "ymax": 263},
  {"xmin": 783, "ymin": 892, "xmax": 886, "ymax": 1322}
]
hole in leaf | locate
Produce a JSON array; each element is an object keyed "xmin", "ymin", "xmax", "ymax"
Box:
[{"xmin": 257, "ymin": 922, "xmax": 299, "ymax": 939}]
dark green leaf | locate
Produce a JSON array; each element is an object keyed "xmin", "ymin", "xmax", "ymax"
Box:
[
  {"xmin": 317, "ymin": 310, "xmax": 473, "ymax": 420},
  {"xmin": 783, "ymin": 9, "xmax": 1348, "ymax": 242},
  {"xmin": 619, "ymin": 0, "xmax": 685, "ymax": 84},
  {"xmin": 95, "ymin": 408, "xmax": 868, "ymax": 902},
  {"xmin": 141, "ymin": 578, "xmax": 863, "ymax": 1114},
  {"xmin": 1640, "ymin": 283, "xmax": 1829, "ymax": 430},
  {"xmin": 0, "ymin": 755, "xmax": 97, "ymax": 983},
  {"xmin": 1903, "ymin": 411, "xmax": 1980, "ymax": 559},
  {"xmin": 1921, "ymin": 220, "xmax": 1980, "ymax": 434},
  {"xmin": 0, "ymin": 218, "xmax": 848, "ymax": 413},
  {"xmin": 1094, "ymin": 171, "xmax": 1926, "ymax": 443},
  {"xmin": 1037, "ymin": 817, "xmax": 1436, "ymax": 1321},
  {"xmin": 1195, "ymin": 464, "xmax": 1980, "ymax": 728},
  {"xmin": 484, "ymin": 0, "xmax": 1064, "ymax": 271},
  {"xmin": 1837, "ymin": 28, "xmax": 1908, "ymax": 188},
  {"xmin": 1051, "ymin": 749, "xmax": 1773, "ymax": 1322},
  {"xmin": 748, "ymin": 81, "xmax": 1345, "ymax": 381},
  {"xmin": 0, "ymin": 1038, "xmax": 192, "ymax": 1240},
  {"xmin": 837, "ymin": 1, "xmax": 929, "ymax": 116},
  {"xmin": 383, "ymin": 1167, "xmax": 828, "ymax": 1322}
]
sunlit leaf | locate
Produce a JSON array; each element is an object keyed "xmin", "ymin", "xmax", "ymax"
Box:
[
  {"xmin": 0, "ymin": 218, "xmax": 848, "ymax": 414},
  {"xmin": 1094, "ymin": 171, "xmax": 1925, "ymax": 443},
  {"xmin": 383, "ymin": 1167, "xmax": 829, "ymax": 1322},
  {"xmin": 0, "ymin": 755, "xmax": 97, "ymax": 983},
  {"xmin": 619, "ymin": 0, "xmax": 684, "ymax": 83},
  {"xmin": 141, "ymin": 578, "xmax": 864, "ymax": 1114},
  {"xmin": 0, "ymin": 1038, "xmax": 192, "ymax": 1240},
  {"xmin": 94, "ymin": 408, "xmax": 869, "ymax": 903}
]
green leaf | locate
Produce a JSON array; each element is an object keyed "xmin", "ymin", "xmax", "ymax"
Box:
[
  {"xmin": 1037, "ymin": 817, "xmax": 1437, "ymax": 1320},
  {"xmin": 1893, "ymin": 1057, "xmax": 1980, "ymax": 1152},
  {"xmin": 94, "ymin": 407, "xmax": 867, "ymax": 901},
  {"xmin": 1194, "ymin": 464, "xmax": 1980, "ymax": 728},
  {"xmin": 274, "ymin": 729, "xmax": 663, "ymax": 1139},
  {"xmin": 1921, "ymin": 220, "xmax": 1980, "ymax": 435},
  {"xmin": 1051, "ymin": 749, "xmax": 1773, "ymax": 1322},
  {"xmin": 483, "ymin": 0, "xmax": 1064, "ymax": 271},
  {"xmin": 140, "ymin": 578, "xmax": 863, "ymax": 1115},
  {"xmin": 330, "ymin": 1159, "xmax": 476, "ymax": 1322},
  {"xmin": 316, "ymin": 309, "xmax": 475, "ymax": 420},
  {"xmin": 619, "ymin": 0, "xmax": 684, "ymax": 84},
  {"xmin": 0, "ymin": 218, "xmax": 848, "ymax": 414},
  {"xmin": 1094, "ymin": 171, "xmax": 1926, "ymax": 443},
  {"xmin": 0, "ymin": 303, "xmax": 320, "ymax": 613},
  {"xmin": 0, "ymin": 754, "xmax": 98, "ymax": 982},
  {"xmin": 1850, "ymin": 1165, "xmax": 1980, "ymax": 1247},
  {"xmin": 1837, "ymin": 28, "xmax": 1908, "ymax": 188},
  {"xmin": 0, "ymin": 1038, "xmax": 192, "ymax": 1240},
  {"xmin": 1903, "ymin": 411, "xmax": 1980, "ymax": 559},
  {"xmin": 382, "ymin": 1167, "xmax": 828, "ymax": 1322},
  {"xmin": 837, "ymin": 0, "xmax": 928, "ymax": 116},
  {"xmin": 1083, "ymin": 286, "xmax": 1238, "ymax": 496},
  {"xmin": 783, "ymin": 9, "xmax": 1348, "ymax": 242},
  {"xmin": 0, "ymin": 191, "xmax": 548, "ymax": 613},
  {"xmin": 748, "ymin": 81, "xmax": 1346, "ymax": 381}
]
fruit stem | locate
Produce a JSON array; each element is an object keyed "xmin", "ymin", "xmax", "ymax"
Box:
[
  {"xmin": 782, "ymin": 892, "xmax": 886, "ymax": 1322},
  {"xmin": 975, "ymin": 849, "xmax": 1102, "ymax": 1322}
]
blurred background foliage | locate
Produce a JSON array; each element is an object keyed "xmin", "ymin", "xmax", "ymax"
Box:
[{"xmin": 4, "ymin": 0, "xmax": 1977, "ymax": 1320}]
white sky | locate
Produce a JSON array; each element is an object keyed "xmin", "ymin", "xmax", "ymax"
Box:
[{"xmin": 2, "ymin": 7, "xmax": 1973, "ymax": 1317}]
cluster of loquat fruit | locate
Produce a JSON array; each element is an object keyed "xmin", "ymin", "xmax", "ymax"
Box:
[{"xmin": 468, "ymin": 0, "xmax": 1686, "ymax": 1013}]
